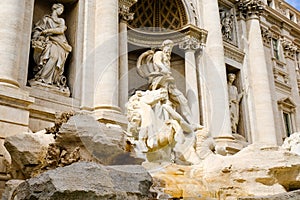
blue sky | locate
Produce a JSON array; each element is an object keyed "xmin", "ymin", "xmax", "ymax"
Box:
[{"xmin": 286, "ymin": 0, "xmax": 300, "ymax": 11}]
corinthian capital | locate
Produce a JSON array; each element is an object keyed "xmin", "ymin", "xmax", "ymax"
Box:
[
  {"xmin": 119, "ymin": 0, "xmax": 137, "ymax": 22},
  {"xmin": 179, "ymin": 36, "xmax": 201, "ymax": 52},
  {"xmin": 236, "ymin": 0, "xmax": 264, "ymax": 18}
]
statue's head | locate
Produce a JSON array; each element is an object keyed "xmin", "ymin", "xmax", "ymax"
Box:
[
  {"xmin": 161, "ymin": 39, "xmax": 174, "ymax": 54},
  {"xmin": 52, "ymin": 3, "xmax": 64, "ymax": 15},
  {"xmin": 228, "ymin": 73, "xmax": 236, "ymax": 83}
]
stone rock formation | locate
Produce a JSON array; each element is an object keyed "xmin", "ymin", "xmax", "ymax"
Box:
[
  {"xmin": 4, "ymin": 130, "xmax": 54, "ymax": 179},
  {"xmin": 6, "ymin": 162, "xmax": 154, "ymax": 200},
  {"xmin": 238, "ymin": 189, "xmax": 300, "ymax": 200},
  {"xmin": 149, "ymin": 143, "xmax": 300, "ymax": 199},
  {"xmin": 56, "ymin": 114, "xmax": 144, "ymax": 165},
  {"xmin": 282, "ymin": 132, "xmax": 300, "ymax": 156},
  {"xmin": 4, "ymin": 113, "xmax": 143, "ymax": 181}
]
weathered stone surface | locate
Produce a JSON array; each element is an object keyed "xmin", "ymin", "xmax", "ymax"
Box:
[
  {"xmin": 238, "ymin": 189, "xmax": 300, "ymax": 200},
  {"xmin": 11, "ymin": 162, "xmax": 154, "ymax": 200},
  {"xmin": 282, "ymin": 132, "xmax": 300, "ymax": 156},
  {"xmin": 4, "ymin": 130, "xmax": 54, "ymax": 179},
  {"xmin": 150, "ymin": 143, "xmax": 300, "ymax": 199},
  {"xmin": 2, "ymin": 180, "xmax": 24, "ymax": 200},
  {"xmin": 56, "ymin": 114, "xmax": 143, "ymax": 165},
  {"xmin": 200, "ymin": 143, "xmax": 300, "ymax": 198}
]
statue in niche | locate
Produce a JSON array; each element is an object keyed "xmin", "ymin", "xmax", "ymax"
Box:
[
  {"xmin": 227, "ymin": 73, "xmax": 243, "ymax": 133},
  {"xmin": 126, "ymin": 40, "xmax": 201, "ymax": 164},
  {"xmin": 221, "ymin": 11, "xmax": 234, "ymax": 41},
  {"xmin": 29, "ymin": 3, "xmax": 71, "ymax": 95}
]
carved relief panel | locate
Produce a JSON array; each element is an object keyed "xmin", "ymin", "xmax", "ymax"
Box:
[{"xmin": 219, "ymin": 3, "xmax": 237, "ymax": 46}]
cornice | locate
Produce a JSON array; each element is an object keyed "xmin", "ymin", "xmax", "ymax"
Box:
[
  {"xmin": 127, "ymin": 24, "xmax": 208, "ymax": 48},
  {"xmin": 264, "ymin": 6, "xmax": 300, "ymax": 38},
  {"xmin": 223, "ymin": 42, "xmax": 245, "ymax": 63}
]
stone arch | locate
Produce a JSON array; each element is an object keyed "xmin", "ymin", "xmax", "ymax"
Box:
[{"xmin": 129, "ymin": 0, "xmax": 190, "ymax": 31}]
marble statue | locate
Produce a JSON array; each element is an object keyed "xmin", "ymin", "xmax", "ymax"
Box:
[
  {"xmin": 221, "ymin": 11, "xmax": 233, "ymax": 41},
  {"xmin": 127, "ymin": 40, "xmax": 201, "ymax": 164},
  {"xmin": 30, "ymin": 3, "xmax": 72, "ymax": 93},
  {"xmin": 227, "ymin": 73, "xmax": 243, "ymax": 133},
  {"xmin": 137, "ymin": 40, "xmax": 195, "ymax": 125}
]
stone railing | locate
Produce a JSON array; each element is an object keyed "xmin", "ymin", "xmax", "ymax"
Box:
[{"xmin": 265, "ymin": 0, "xmax": 300, "ymax": 25}]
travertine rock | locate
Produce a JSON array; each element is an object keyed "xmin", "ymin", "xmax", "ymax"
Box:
[
  {"xmin": 11, "ymin": 162, "xmax": 154, "ymax": 200},
  {"xmin": 282, "ymin": 132, "xmax": 300, "ymax": 156},
  {"xmin": 56, "ymin": 114, "xmax": 144, "ymax": 165},
  {"xmin": 200, "ymin": 143, "xmax": 300, "ymax": 198},
  {"xmin": 4, "ymin": 130, "xmax": 54, "ymax": 179},
  {"xmin": 4, "ymin": 114, "xmax": 142, "ymax": 180},
  {"xmin": 2, "ymin": 180, "xmax": 24, "ymax": 200},
  {"xmin": 150, "ymin": 143, "xmax": 300, "ymax": 199},
  {"xmin": 238, "ymin": 189, "xmax": 300, "ymax": 200}
]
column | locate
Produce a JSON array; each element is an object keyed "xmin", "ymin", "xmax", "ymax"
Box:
[
  {"xmin": 94, "ymin": 0, "xmax": 125, "ymax": 124},
  {"xmin": 179, "ymin": 36, "xmax": 201, "ymax": 124},
  {"xmin": 0, "ymin": 0, "xmax": 26, "ymax": 88},
  {"xmin": 238, "ymin": 0, "xmax": 277, "ymax": 144},
  {"xmin": 0, "ymin": 0, "xmax": 34, "ymax": 187},
  {"xmin": 0, "ymin": 0, "xmax": 34, "ymax": 134},
  {"xmin": 200, "ymin": 0, "xmax": 232, "ymax": 137},
  {"xmin": 118, "ymin": 0, "xmax": 137, "ymax": 112}
]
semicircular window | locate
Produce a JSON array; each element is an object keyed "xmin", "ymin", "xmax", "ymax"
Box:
[{"xmin": 129, "ymin": 0, "xmax": 188, "ymax": 31}]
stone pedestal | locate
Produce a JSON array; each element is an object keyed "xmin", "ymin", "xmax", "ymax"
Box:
[{"xmin": 213, "ymin": 136, "xmax": 244, "ymax": 155}]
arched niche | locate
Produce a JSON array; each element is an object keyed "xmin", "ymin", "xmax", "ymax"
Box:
[
  {"xmin": 129, "ymin": 0, "xmax": 188, "ymax": 31},
  {"xmin": 127, "ymin": 0, "xmax": 206, "ymax": 48},
  {"xmin": 28, "ymin": 0, "xmax": 81, "ymax": 98}
]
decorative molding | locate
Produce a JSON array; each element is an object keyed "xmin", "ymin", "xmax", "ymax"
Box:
[
  {"xmin": 236, "ymin": 0, "xmax": 264, "ymax": 18},
  {"xmin": 278, "ymin": 97, "xmax": 297, "ymax": 111},
  {"xmin": 224, "ymin": 42, "xmax": 245, "ymax": 63},
  {"xmin": 280, "ymin": 37, "xmax": 298, "ymax": 59},
  {"xmin": 274, "ymin": 80, "xmax": 292, "ymax": 94},
  {"xmin": 219, "ymin": 4, "xmax": 237, "ymax": 46},
  {"xmin": 119, "ymin": 0, "xmax": 137, "ymax": 8},
  {"xmin": 261, "ymin": 26, "xmax": 272, "ymax": 47},
  {"xmin": 188, "ymin": 0, "xmax": 200, "ymax": 26},
  {"xmin": 179, "ymin": 36, "xmax": 201, "ymax": 51},
  {"xmin": 272, "ymin": 57, "xmax": 292, "ymax": 93},
  {"xmin": 275, "ymin": 1, "xmax": 286, "ymax": 16},
  {"xmin": 128, "ymin": 24, "xmax": 207, "ymax": 48},
  {"xmin": 119, "ymin": 0, "xmax": 137, "ymax": 21}
]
